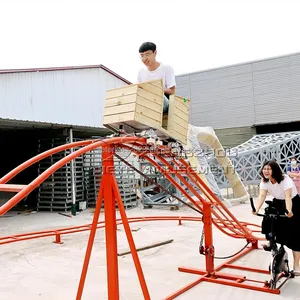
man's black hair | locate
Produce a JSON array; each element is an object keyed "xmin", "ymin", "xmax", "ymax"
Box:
[
  {"xmin": 139, "ymin": 42, "xmax": 156, "ymax": 53},
  {"xmin": 260, "ymin": 160, "xmax": 285, "ymax": 183}
]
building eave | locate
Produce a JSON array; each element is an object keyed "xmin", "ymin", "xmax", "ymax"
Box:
[{"xmin": 0, "ymin": 64, "xmax": 131, "ymax": 84}]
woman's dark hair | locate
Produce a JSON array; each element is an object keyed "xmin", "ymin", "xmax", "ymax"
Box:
[
  {"xmin": 139, "ymin": 42, "xmax": 156, "ymax": 53},
  {"xmin": 260, "ymin": 160, "xmax": 284, "ymax": 183},
  {"xmin": 291, "ymin": 157, "xmax": 298, "ymax": 161}
]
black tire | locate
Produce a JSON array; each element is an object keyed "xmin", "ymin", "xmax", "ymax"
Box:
[
  {"xmin": 270, "ymin": 256, "xmax": 278, "ymax": 289},
  {"xmin": 270, "ymin": 274, "xmax": 278, "ymax": 289},
  {"xmin": 283, "ymin": 261, "xmax": 290, "ymax": 277}
]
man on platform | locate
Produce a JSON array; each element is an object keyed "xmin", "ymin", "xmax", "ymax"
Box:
[{"xmin": 137, "ymin": 42, "xmax": 176, "ymax": 113}]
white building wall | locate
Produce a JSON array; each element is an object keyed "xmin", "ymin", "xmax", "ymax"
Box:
[
  {"xmin": 176, "ymin": 52, "xmax": 300, "ymax": 129},
  {"xmin": 0, "ymin": 67, "xmax": 128, "ymax": 128}
]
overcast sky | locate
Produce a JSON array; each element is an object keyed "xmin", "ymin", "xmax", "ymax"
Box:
[{"xmin": 1, "ymin": 0, "xmax": 300, "ymax": 82}]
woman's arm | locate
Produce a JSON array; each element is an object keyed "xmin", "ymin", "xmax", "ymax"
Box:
[
  {"xmin": 284, "ymin": 188, "xmax": 293, "ymax": 217},
  {"xmin": 253, "ymin": 189, "xmax": 268, "ymax": 214},
  {"xmin": 287, "ymin": 171, "xmax": 298, "ymax": 178}
]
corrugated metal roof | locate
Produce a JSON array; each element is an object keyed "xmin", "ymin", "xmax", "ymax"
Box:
[
  {"xmin": 176, "ymin": 51, "xmax": 300, "ymax": 77},
  {"xmin": 0, "ymin": 117, "xmax": 111, "ymax": 135},
  {"xmin": 0, "ymin": 64, "xmax": 131, "ymax": 85}
]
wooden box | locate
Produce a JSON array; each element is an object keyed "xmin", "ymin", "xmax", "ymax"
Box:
[
  {"xmin": 103, "ymin": 79, "xmax": 191, "ymax": 145},
  {"xmin": 165, "ymin": 95, "xmax": 190, "ymax": 144},
  {"xmin": 103, "ymin": 79, "xmax": 164, "ymax": 131}
]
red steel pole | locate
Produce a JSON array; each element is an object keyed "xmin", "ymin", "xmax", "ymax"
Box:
[
  {"xmin": 203, "ymin": 201, "xmax": 214, "ymax": 274},
  {"xmin": 76, "ymin": 185, "xmax": 104, "ymax": 299},
  {"xmin": 113, "ymin": 177, "xmax": 151, "ymax": 300},
  {"xmin": 103, "ymin": 146, "xmax": 120, "ymax": 300}
]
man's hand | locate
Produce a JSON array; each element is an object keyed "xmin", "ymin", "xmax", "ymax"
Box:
[
  {"xmin": 252, "ymin": 210, "xmax": 258, "ymax": 215},
  {"xmin": 286, "ymin": 211, "xmax": 294, "ymax": 218},
  {"xmin": 164, "ymin": 86, "xmax": 175, "ymax": 95}
]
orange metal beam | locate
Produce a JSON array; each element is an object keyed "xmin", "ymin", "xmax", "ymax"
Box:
[
  {"xmin": 0, "ymin": 137, "xmax": 274, "ymax": 299},
  {"xmin": 102, "ymin": 147, "xmax": 120, "ymax": 300},
  {"xmin": 164, "ymin": 202, "xmax": 283, "ymax": 298},
  {"xmin": 113, "ymin": 176, "xmax": 150, "ymax": 300},
  {"xmin": 0, "ymin": 137, "xmax": 145, "ymax": 216},
  {"xmin": 0, "ymin": 216, "xmax": 204, "ymax": 246},
  {"xmin": 76, "ymin": 185, "xmax": 104, "ymax": 299},
  {"xmin": 0, "ymin": 184, "xmax": 27, "ymax": 192},
  {"xmin": 77, "ymin": 145, "xmax": 150, "ymax": 300}
]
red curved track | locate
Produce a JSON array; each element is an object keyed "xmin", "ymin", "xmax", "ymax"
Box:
[
  {"xmin": 0, "ymin": 136, "xmax": 260, "ymax": 241},
  {"xmin": 0, "ymin": 216, "xmax": 201, "ymax": 245},
  {"xmin": 0, "ymin": 215, "xmax": 263, "ymax": 246},
  {"xmin": 0, "ymin": 137, "xmax": 259, "ymax": 240},
  {"xmin": 0, "ymin": 136, "xmax": 269, "ymax": 299}
]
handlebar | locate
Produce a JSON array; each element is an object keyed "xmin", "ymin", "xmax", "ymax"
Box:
[{"xmin": 250, "ymin": 197, "xmax": 288, "ymax": 218}]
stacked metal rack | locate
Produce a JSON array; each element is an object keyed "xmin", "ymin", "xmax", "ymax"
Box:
[
  {"xmin": 114, "ymin": 150, "xmax": 138, "ymax": 209},
  {"xmin": 83, "ymin": 147, "xmax": 139, "ymax": 209},
  {"xmin": 139, "ymin": 159, "xmax": 202, "ymax": 208},
  {"xmin": 37, "ymin": 137, "xmax": 84, "ymax": 212},
  {"xmin": 83, "ymin": 148, "xmax": 102, "ymax": 207},
  {"xmin": 37, "ymin": 137, "xmax": 139, "ymax": 212}
]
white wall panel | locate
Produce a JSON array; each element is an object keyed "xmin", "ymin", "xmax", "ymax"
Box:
[
  {"xmin": 176, "ymin": 52, "xmax": 300, "ymax": 129},
  {"xmin": 0, "ymin": 67, "xmax": 128, "ymax": 128}
]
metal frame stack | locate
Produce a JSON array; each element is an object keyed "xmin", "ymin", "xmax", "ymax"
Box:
[
  {"xmin": 114, "ymin": 156, "xmax": 138, "ymax": 209},
  {"xmin": 37, "ymin": 137, "xmax": 140, "ymax": 211},
  {"xmin": 83, "ymin": 148, "xmax": 102, "ymax": 207},
  {"xmin": 83, "ymin": 147, "xmax": 138, "ymax": 209},
  {"xmin": 139, "ymin": 160, "xmax": 198, "ymax": 208},
  {"xmin": 37, "ymin": 137, "xmax": 84, "ymax": 212},
  {"xmin": 208, "ymin": 131, "xmax": 300, "ymax": 188}
]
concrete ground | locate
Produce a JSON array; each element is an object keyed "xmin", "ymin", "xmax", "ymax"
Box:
[{"xmin": 0, "ymin": 201, "xmax": 299, "ymax": 300}]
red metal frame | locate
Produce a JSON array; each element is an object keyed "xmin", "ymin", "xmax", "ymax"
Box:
[
  {"xmin": 120, "ymin": 142, "xmax": 261, "ymax": 240},
  {"xmin": 76, "ymin": 145, "xmax": 150, "ymax": 300},
  {"xmin": 164, "ymin": 202, "xmax": 281, "ymax": 299},
  {"xmin": 0, "ymin": 137, "xmax": 284, "ymax": 298},
  {"xmin": 0, "ymin": 216, "xmax": 203, "ymax": 246}
]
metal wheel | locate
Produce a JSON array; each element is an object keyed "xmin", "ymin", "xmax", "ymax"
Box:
[
  {"xmin": 283, "ymin": 260, "xmax": 290, "ymax": 277},
  {"xmin": 270, "ymin": 275, "xmax": 278, "ymax": 289},
  {"xmin": 270, "ymin": 257, "xmax": 278, "ymax": 289}
]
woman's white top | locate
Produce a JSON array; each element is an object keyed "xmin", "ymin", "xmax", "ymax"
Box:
[{"xmin": 260, "ymin": 174, "xmax": 298, "ymax": 199}]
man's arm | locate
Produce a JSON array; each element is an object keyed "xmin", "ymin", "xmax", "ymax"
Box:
[
  {"xmin": 137, "ymin": 70, "xmax": 141, "ymax": 83},
  {"xmin": 165, "ymin": 65, "xmax": 176, "ymax": 95},
  {"xmin": 164, "ymin": 86, "xmax": 175, "ymax": 95}
]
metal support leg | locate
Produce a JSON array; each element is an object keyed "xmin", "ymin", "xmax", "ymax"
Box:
[
  {"xmin": 203, "ymin": 202, "xmax": 214, "ymax": 274},
  {"xmin": 69, "ymin": 128, "xmax": 76, "ymax": 216},
  {"xmin": 76, "ymin": 145, "xmax": 150, "ymax": 300}
]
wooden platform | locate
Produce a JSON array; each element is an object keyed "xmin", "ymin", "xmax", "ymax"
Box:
[{"xmin": 103, "ymin": 79, "xmax": 191, "ymax": 144}]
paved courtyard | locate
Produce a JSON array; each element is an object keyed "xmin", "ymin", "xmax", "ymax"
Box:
[{"xmin": 0, "ymin": 201, "xmax": 299, "ymax": 299}]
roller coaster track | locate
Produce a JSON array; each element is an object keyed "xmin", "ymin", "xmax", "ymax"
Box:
[{"xmin": 0, "ymin": 136, "xmax": 261, "ymax": 243}]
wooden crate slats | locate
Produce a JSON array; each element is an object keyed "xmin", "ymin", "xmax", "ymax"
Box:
[
  {"xmin": 104, "ymin": 94, "xmax": 137, "ymax": 108},
  {"xmin": 106, "ymin": 85, "xmax": 138, "ymax": 99},
  {"xmin": 103, "ymin": 79, "xmax": 191, "ymax": 145}
]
